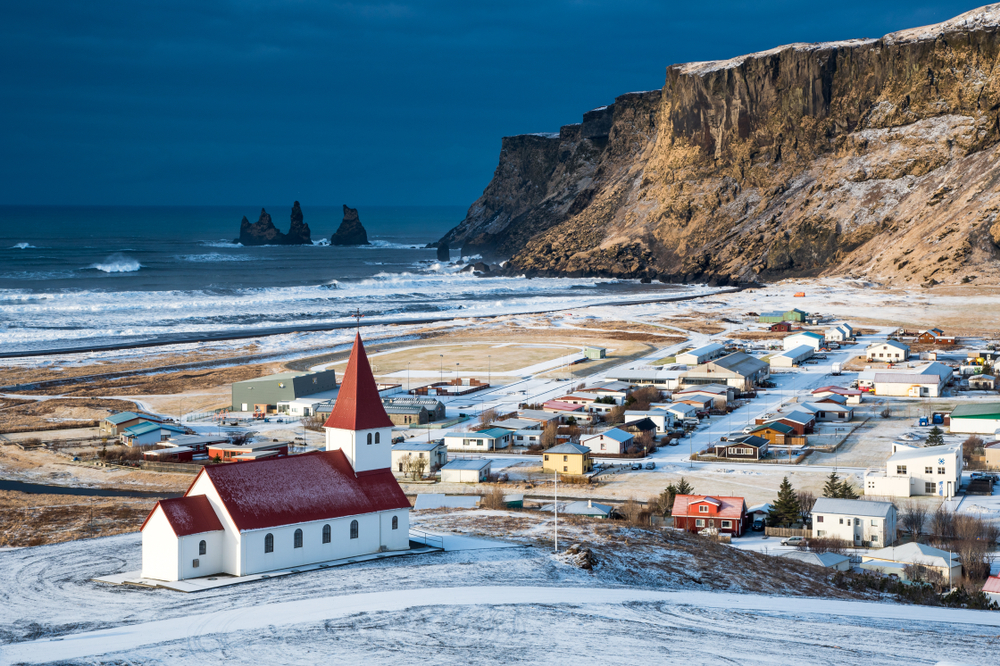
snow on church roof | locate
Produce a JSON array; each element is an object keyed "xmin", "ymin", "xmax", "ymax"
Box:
[
  {"xmin": 199, "ymin": 449, "xmax": 410, "ymax": 532},
  {"xmin": 323, "ymin": 333, "xmax": 394, "ymax": 431},
  {"xmin": 143, "ymin": 495, "xmax": 224, "ymax": 537}
]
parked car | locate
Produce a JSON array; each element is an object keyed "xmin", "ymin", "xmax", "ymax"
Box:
[
  {"xmin": 742, "ymin": 426, "xmax": 754, "ymax": 434},
  {"xmin": 631, "ymin": 462, "xmax": 643, "ymax": 470},
  {"xmin": 752, "ymin": 518, "xmax": 766, "ymax": 531},
  {"xmin": 645, "ymin": 462, "xmax": 655, "ymax": 470},
  {"xmin": 781, "ymin": 536, "xmax": 806, "ymax": 547},
  {"xmin": 391, "ymin": 436, "xmax": 405, "ymax": 444},
  {"xmin": 667, "ymin": 439, "xmax": 679, "ymax": 447}
]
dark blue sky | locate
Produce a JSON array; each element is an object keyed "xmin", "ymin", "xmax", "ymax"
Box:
[{"xmin": 0, "ymin": 1, "xmax": 985, "ymax": 206}]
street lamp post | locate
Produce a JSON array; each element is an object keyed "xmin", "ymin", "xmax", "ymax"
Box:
[
  {"xmin": 407, "ymin": 362, "xmax": 411, "ymax": 393},
  {"xmin": 488, "ymin": 355, "xmax": 491, "ymax": 386},
  {"xmin": 439, "ymin": 355, "xmax": 443, "ymax": 382}
]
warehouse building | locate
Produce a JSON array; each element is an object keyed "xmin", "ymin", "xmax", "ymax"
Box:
[
  {"xmin": 758, "ymin": 309, "xmax": 807, "ymax": 323},
  {"xmin": 681, "ymin": 352, "xmax": 769, "ymax": 391},
  {"xmin": 676, "ymin": 342, "xmax": 727, "ymax": 365},
  {"xmin": 949, "ymin": 402, "xmax": 1000, "ymax": 435},
  {"xmin": 782, "ymin": 331, "xmax": 824, "ymax": 351},
  {"xmin": 770, "ymin": 345, "xmax": 814, "ymax": 368},
  {"xmin": 231, "ymin": 370, "xmax": 338, "ymax": 412},
  {"xmin": 858, "ymin": 362, "xmax": 952, "ymax": 398}
]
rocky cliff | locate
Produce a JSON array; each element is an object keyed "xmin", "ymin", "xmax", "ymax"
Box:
[
  {"xmin": 444, "ymin": 5, "xmax": 1000, "ymax": 286},
  {"xmin": 331, "ymin": 205, "xmax": 370, "ymax": 245},
  {"xmin": 238, "ymin": 202, "xmax": 312, "ymax": 245}
]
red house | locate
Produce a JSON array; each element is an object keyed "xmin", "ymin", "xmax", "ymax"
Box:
[
  {"xmin": 671, "ymin": 494, "xmax": 748, "ymax": 537},
  {"xmin": 769, "ymin": 322, "xmax": 792, "ymax": 332}
]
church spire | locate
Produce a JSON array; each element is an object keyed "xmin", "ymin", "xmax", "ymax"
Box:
[{"xmin": 323, "ymin": 333, "xmax": 394, "ymax": 431}]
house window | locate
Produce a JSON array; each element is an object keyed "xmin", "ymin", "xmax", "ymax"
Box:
[
  {"xmin": 264, "ymin": 533, "xmax": 274, "ymax": 553},
  {"xmin": 937, "ymin": 467, "xmax": 945, "ymax": 475},
  {"xmin": 350, "ymin": 520, "xmax": 359, "ymax": 539},
  {"xmin": 896, "ymin": 465, "xmax": 907, "ymax": 475},
  {"xmin": 563, "ymin": 466, "xmax": 568, "ymax": 472},
  {"xmin": 367, "ymin": 433, "xmax": 373, "ymax": 445},
  {"xmin": 375, "ymin": 432, "xmax": 380, "ymax": 444},
  {"xmin": 322, "ymin": 524, "xmax": 331, "ymax": 544},
  {"xmin": 925, "ymin": 482, "xmax": 936, "ymax": 493},
  {"xmin": 816, "ymin": 516, "xmax": 824, "ymax": 523},
  {"xmin": 398, "ymin": 462, "xmax": 404, "ymax": 472},
  {"xmin": 925, "ymin": 467, "xmax": 933, "ymax": 474},
  {"xmin": 563, "ymin": 455, "xmax": 568, "ymax": 462},
  {"xmin": 871, "ymin": 520, "xmax": 877, "ymax": 526},
  {"xmin": 192, "ymin": 558, "xmax": 199, "ymax": 568},
  {"xmin": 871, "ymin": 535, "xmax": 879, "ymax": 542},
  {"xmin": 695, "ymin": 519, "xmax": 705, "ymax": 527},
  {"xmin": 699, "ymin": 505, "xmax": 709, "ymax": 513},
  {"xmin": 721, "ymin": 520, "xmax": 732, "ymax": 528},
  {"xmin": 544, "ymin": 455, "xmax": 549, "ymax": 461},
  {"xmin": 392, "ymin": 516, "xmax": 398, "ymax": 530},
  {"xmin": 294, "ymin": 528, "xmax": 303, "ymax": 548},
  {"xmin": 199, "ymin": 540, "xmax": 207, "ymax": 555},
  {"xmin": 839, "ymin": 518, "xmax": 844, "ymax": 524}
]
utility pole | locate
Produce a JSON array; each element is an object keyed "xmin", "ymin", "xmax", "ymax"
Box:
[
  {"xmin": 488, "ymin": 355, "xmax": 491, "ymax": 386},
  {"xmin": 407, "ymin": 362, "xmax": 410, "ymax": 393},
  {"xmin": 554, "ymin": 470, "xmax": 558, "ymax": 552},
  {"xmin": 439, "ymin": 355, "xmax": 443, "ymax": 382}
]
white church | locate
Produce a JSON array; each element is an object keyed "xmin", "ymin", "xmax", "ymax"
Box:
[{"xmin": 140, "ymin": 334, "xmax": 412, "ymax": 582}]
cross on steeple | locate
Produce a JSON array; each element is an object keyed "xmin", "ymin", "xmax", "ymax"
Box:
[{"xmin": 352, "ymin": 308, "xmax": 364, "ymax": 331}]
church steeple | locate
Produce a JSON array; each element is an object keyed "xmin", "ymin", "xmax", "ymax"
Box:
[
  {"xmin": 323, "ymin": 333, "xmax": 393, "ymax": 473},
  {"xmin": 323, "ymin": 333, "xmax": 394, "ymax": 431}
]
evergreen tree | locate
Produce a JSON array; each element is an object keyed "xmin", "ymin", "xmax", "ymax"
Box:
[
  {"xmin": 822, "ymin": 471, "xmax": 842, "ymax": 498},
  {"xmin": 659, "ymin": 478, "xmax": 694, "ymax": 517},
  {"xmin": 676, "ymin": 477, "xmax": 694, "ymax": 495},
  {"xmin": 768, "ymin": 477, "xmax": 802, "ymax": 527},
  {"xmin": 926, "ymin": 426, "xmax": 945, "ymax": 446},
  {"xmin": 837, "ymin": 480, "xmax": 859, "ymax": 499}
]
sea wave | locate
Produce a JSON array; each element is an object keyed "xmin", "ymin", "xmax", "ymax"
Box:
[
  {"xmin": 361, "ymin": 240, "xmax": 427, "ymax": 250},
  {"xmin": 89, "ymin": 254, "xmax": 142, "ymax": 273},
  {"xmin": 312, "ymin": 238, "xmax": 331, "ymax": 246},
  {"xmin": 200, "ymin": 240, "xmax": 242, "ymax": 248},
  {"xmin": 179, "ymin": 253, "xmax": 261, "ymax": 263},
  {"xmin": 10, "ymin": 243, "xmax": 37, "ymax": 249}
]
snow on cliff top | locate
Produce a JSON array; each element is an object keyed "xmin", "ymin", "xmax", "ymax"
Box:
[{"xmin": 676, "ymin": 4, "xmax": 1000, "ymax": 76}]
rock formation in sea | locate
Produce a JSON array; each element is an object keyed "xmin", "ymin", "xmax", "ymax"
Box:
[
  {"xmin": 436, "ymin": 241, "xmax": 450, "ymax": 261},
  {"xmin": 439, "ymin": 5, "xmax": 1000, "ymax": 286},
  {"xmin": 238, "ymin": 203, "xmax": 312, "ymax": 246},
  {"xmin": 331, "ymin": 205, "xmax": 370, "ymax": 246}
]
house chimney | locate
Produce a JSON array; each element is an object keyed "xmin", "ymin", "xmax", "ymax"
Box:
[{"xmin": 588, "ymin": 499, "xmax": 593, "ymax": 508}]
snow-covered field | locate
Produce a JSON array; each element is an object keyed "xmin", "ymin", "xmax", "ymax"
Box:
[{"xmin": 0, "ymin": 527, "xmax": 997, "ymax": 665}]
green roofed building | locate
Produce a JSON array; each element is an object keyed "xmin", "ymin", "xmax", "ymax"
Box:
[
  {"xmin": 949, "ymin": 402, "xmax": 1000, "ymax": 435},
  {"xmin": 231, "ymin": 369, "xmax": 338, "ymax": 412}
]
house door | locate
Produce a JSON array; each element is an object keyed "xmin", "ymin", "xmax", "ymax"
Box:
[{"xmin": 708, "ymin": 519, "xmax": 715, "ymax": 528}]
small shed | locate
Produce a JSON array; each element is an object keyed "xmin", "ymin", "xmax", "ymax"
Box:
[
  {"xmin": 440, "ymin": 459, "xmax": 491, "ymax": 483},
  {"xmin": 584, "ymin": 347, "xmax": 607, "ymax": 360}
]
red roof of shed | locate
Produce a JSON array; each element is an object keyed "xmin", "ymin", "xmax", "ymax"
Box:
[
  {"xmin": 323, "ymin": 333, "xmax": 394, "ymax": 431},
  {"xmin": 983, "ymin": 576, "xmax": 1000, "ymax": 594},
  {"xmin": 197, "ymin": 449, "xmax": 409, "ymax": 532},
  {"xmin": 142, "ymin": 495, "xmax": 224, "ymax": 537},
  {"xmin": 671, "ymin": 494, "xmax": 747, "ymax": 520}
]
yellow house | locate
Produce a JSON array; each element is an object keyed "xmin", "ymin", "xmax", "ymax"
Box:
[{"xmin": 542, "ymin": 443, "xmax": 594, "ymax": 475}]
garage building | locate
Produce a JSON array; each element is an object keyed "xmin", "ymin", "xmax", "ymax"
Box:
[{"xmin": 949, "ymin": 402, "xmax": 1000, "ymax": 434}]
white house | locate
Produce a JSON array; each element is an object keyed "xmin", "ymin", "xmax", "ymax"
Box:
[
  {"xmin": 811, "ymin": 497, "xmax": 897, "ymax": 548},
  {"xmin": 511, "ymin": 429, "xmax": 543, "ymax": 447},
  {"xmin": 140, "ymin": 334, "xmax": 411, "ymax": 583},
  {"xmin": 276, "ymin": 398, "xmax": 322, "ymax": 417},
  {"xmin": 623, "ymin": 409, "xmax": 672, "ymax": 433},
  {"xmin": 866, "ymin": 340, "xmax": 910, "ymax": 362},
  {"xmin": 653, "ymin": 402, "xmax": 698, "ymax": 422},
  {"xmin": 442, "ymin": 428, "xmax": 512, "ymax": 451},
  {"xmin": 864, "ymin": 442, "xmax": 962, "ymax": 498},
  {"xmin": 440, "ymin": 458, "xmax": 491, "ymax": 483},
  {"xmin": 391, "ymin": 440, "xmax": 448, "ymax": 477},
  {"xmin": 580, "ymin": 428, "xmax": 634, "ymax": 455},
  {"xmin": 825, "ymin": 324, "xmax": 853, "ymax": 342},
  {"xmin": 861, "ymin": 542, "xmax": 962, "ymax": 583},
  {"xmin": 782, "ymin": 331, "xmax": 824, "ymax": 351},
  {"xmin": 798, "ymin": 402, "xmax": 853, "ymax": 421}
]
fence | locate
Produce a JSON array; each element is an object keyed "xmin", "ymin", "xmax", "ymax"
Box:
[
  {"xmin": 139, "ymin": 461, "xmax": 205, "ymax": 475},
  {"xmin": 409, "ymin": 529, "xmax": 444, "ymax": 549},
  {"xmin": 765, "ymin": 527, "xmax": 810, "ymax": 538}
]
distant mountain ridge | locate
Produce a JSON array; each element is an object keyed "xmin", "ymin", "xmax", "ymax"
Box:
[{"xmin": 442, "ymin": 5, "xmax": 1000, "ymax": 286}]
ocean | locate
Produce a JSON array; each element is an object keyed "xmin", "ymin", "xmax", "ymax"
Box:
[{"xmin": 0, "ymin": 205, "xmax": 685, "ymax": 356}]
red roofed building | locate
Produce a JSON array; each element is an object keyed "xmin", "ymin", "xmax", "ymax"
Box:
[
  {"xmin": 671, "ymin": 494, "xmax": 748, "ymax": 537},
  {"xmin": 141, "ymin": 334, "xmax": 411, "ymax": 582},
  {"xmin": 983, "ymin": 576, "xmax": 1000, "ymax": 605}
]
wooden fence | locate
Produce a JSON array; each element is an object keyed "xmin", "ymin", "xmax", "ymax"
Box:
[{"xmin": 764, "ymin": 527, "xmax": 810, "ymax": 538}]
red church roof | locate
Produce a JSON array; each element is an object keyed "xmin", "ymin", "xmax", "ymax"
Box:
[
  {"xmin": 142, "ymin": 495, "xmax": 224, "ymax": 537},
  {"xmin": 323, "ymin": 333, "xmax": 394, "ymax": 431},
  {"xmin": 195, "ymin": 449, "xmax": 409, "ymax": 532}
]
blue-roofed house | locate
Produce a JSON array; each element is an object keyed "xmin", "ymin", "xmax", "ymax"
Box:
[
  {"xmin": 120, "ymin": 421, "xmax": 186, "ymax": 447},
  {"xmin": 391, "ymin": 440, "xmax": 448, "ymax": 477},
  {"xmin": 442, "ymin": 428, "xmax": 512, "ymax": 451},
  {"xmin": 580, "ymin": 428, "xmax": 634, "ymax": 455}
]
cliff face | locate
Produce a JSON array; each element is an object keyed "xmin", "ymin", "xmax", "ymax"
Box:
[
  {"xmin": 331, "ymin": 205, "xmax": 370, "ymax": 245},
  {"xmin": 445, "ymin": 5, "xmax": 1000, "ymax": 285}
]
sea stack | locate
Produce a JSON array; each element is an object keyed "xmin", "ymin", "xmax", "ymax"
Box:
[
  {"xmin": 331, "ymin": 205, "xmax": 370, "ymax": 246},
  {"xmin": 436, "ymin": 241, "xmax": 450, "ymax": 261},
  {"xmin": 285, "ymin": 201, "xmax": 311, "ymax": 244},
  {"xmin": 238, "ymin": 203, "xmax": 311, "ymax": 245}
]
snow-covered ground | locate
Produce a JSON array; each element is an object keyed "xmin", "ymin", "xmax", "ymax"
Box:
[{"xmin": 0, "ymin": 528, "xmax": 996, "ymax": 665}]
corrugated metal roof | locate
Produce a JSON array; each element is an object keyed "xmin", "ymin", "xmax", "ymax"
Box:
[
  {"xmin": 441, "ymin": 459, "xmax": 491, "ymax": 471},
  {"xmin": 951, "ymin": 402, "xmax": 1000, "ymax": 418},
  {"xmin": 812, "ymin": 497, "xmax": 894, "ymax": 518},
  {"xmin": 105, "ymin": 412, "xmax": 140, "ymax": 424},
  {"xmin": 545, "ymin": 443, "xmax": 590, "ymax": 455},
  {"xmin": 143, "ymin": 495, "xmax": 224, "ymax": 537},
  {"xmin": 671, "ymin": 494, "xmax": 745, "ymax": 520}
]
